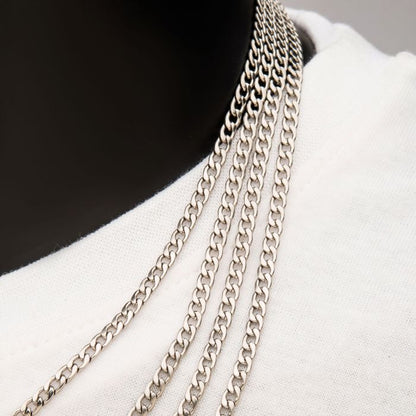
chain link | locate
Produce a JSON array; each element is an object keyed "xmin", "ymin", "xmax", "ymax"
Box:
[{"xmin": 13, "ymin": 1, "xmax": 303, "ymax": 415}]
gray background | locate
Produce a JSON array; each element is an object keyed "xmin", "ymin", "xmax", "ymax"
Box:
[{"xmin": 285, "ymin": 0, "xmax": 416, "ymax": 55}]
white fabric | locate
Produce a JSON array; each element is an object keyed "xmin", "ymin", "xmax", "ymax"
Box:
[{"xmin": 1, "ymin": 8, "xmax": 416, "ymax": 416}]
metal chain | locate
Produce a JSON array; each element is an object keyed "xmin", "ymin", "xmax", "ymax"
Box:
[
  {"xmin": 175, "ymin": 2, "xmax": 289, "ymax": 415},
  {"xmin": 216, "ymin": 5, "xmax": 304, "ymax": 415},
  {"xmin": 128, "ymin": 2, "xmax": 276, "ymax": 414},
  {"xmin": 14, "ymin": 1, "xmax": 304, "ymax": 415},
  {"xmin": 13, "ymin": 8, "xmax": 262, "ymax": 416}
]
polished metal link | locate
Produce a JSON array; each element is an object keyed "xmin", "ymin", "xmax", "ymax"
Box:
[
  {"xmin": 128, "ymin": 2, "xmax": 276, "ymax": 414},
  {"xmin": 216, "ymin": 6, "xmax": 304, "ymax": 415},
  {"xmin": 174, "ymin": 3, "xmax": 290, "ymax": 416},
  {"xmin": 13, "ymin": 1, "xmax": 304, "ymax": 415}
]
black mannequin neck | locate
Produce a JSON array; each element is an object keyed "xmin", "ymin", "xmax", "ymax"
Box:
[{"xmin": 0, "ymin": 0, "xmax": 315, "ymax": 274}]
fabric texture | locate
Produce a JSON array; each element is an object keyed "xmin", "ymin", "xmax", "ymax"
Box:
[{"xmin": 1, "ymin": 8, "xmax": 416, "ymax": 416}]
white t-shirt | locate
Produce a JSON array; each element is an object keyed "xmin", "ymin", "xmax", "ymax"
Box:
[{"xmin": 1, "ymin": 8, "xmax": 416, "ymax": 416}]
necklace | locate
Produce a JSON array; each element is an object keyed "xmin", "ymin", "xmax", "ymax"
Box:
[{"xmin": 14, "ymin": 1, "xmax": 303, "ymax": 415}]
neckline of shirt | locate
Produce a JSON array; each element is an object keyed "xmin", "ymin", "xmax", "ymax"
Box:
[{"xmin": 0, "ymin": 8, "xmax": 338, "ymax": 282}]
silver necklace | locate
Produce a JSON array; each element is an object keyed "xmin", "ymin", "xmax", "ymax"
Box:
[{"xmin": 14, "ymin": 1, "xmax": 303, "ymax": 415}]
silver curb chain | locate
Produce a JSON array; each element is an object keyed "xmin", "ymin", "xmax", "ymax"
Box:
[
  {"xmin": 129, "ymin": 1, "xmax": 283, "ymax": 414},
  {"xmin": 217, "ymin": 6, "xmax": 303, "ymax": 415},
  {"xmin": 14, "ymin": 1, "xmax": 303, "ymax": 415},
  {"xmin": 177, "ymin": 3, "xmax": 291, "ymax": 415}
]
